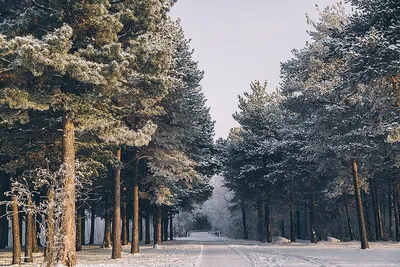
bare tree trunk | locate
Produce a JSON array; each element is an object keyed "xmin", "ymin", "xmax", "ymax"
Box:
[
  {"xmin": 351, "ymin": 159, "xmax": 369, "ymax": 249},
  {"xmin": 154, "ymin": 206, "xmax": 162, "ymax": 246},
  {"xmin": 76, "ymin": 203, "xmax": 82, "ymax": 252},
  {"xmin": 11, "ymin": 196, "xmax": 21, "ymax": 265},
  {"xmin": 139, "ymin": 216, "xmax": 143, "ymax": 241},
  {"xmin": 303, "ymin": 201, "xmax": 308, "ymax": 240},
  {"xmin": 45, "ymin": 189, "xmax": 55, "ymax": 267},
  {"xmin": 310, "ymin": 177, "xmax": 317, "ymax": 243},
  {"xmin": 344, "ymin": 193, "xmax": 355, "ymax": 240},
  {"xmin": 393, "ymin": 177, "xmax": 400, "ymax": 241},
  {"xmin": 32, "ymin": 214, "xmax": 39, "ymax": 253},
  {"xmin": 169, "ymin": 213, "xmax": 173, "ymax": 241},
  {"xmin": 131, "ymin": 153, "xmax": 140, "ymax": 254},
  {"xmin": 57, "ymin": 114, "xmax": 77, "ymax": 266},
  {"xmin": 81, "ymin": 208, "xmax": 85, "ymax": 246},
  {"xmin": 112, "ymin": 148, "xmax": 122, "ymax": 259},
  {"xmin": 257, "ymin": 200, "xmax": 266, "ymax": 242},
  {"xmin": 145, "ymin": 208, "xmax": 150, "ymax": 244},
  {"xmin": 265, "ymin": 203, "xmax": 272, "ymax": 243},
  {"xmin": 89, "ymin": 204, "xmax": 95, "ymax": 245},
  {"xmin": 25, "ymin": 195, "xmax": 33, "ymax": 263},
  {"xmin": 290, "ymin": 192, "xmax": 296, "ymax": 243},
  {"xmin": 121, "ymin": 201, "xmax": 128, "ymax": 245},
  {"xmin": 163, "ymin": 209, "xmax": 168, "ymax": 242},
  {"xmin": 371, "ymin": 179, "xmax": 384, "ymax": 240},
  {"xmin": 102, "ymin": 195, "xmax": 112, "ymax": 248},
  {"xmin": 241, "ymin": 202, "xmax": 248, "ymax": 240}
]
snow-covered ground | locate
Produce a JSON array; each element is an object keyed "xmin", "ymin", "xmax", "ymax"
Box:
[{"xmin": 3, "ymin": 232, "xmax": 400, "ymax": 266}]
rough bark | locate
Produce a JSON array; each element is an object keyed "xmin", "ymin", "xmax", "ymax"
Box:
[
  {"xmin": 290, "ymin": 192, "xmax": 296, "ymax": 243},
  {"xmin": 145, "ymin": 208, "xmax": 151, "ymax": 244},
  {"xmin": 11, "ymin": 195, "xmax": 21, "ymax": 265},
  {"xmin": 310, "ymin": 177, "xmax": 317, "ymax": 243},
  {"xmin": 57, "ymin": 115, "xmax": 77, "ymax": 266},
  {"xmin": 131, "ymin": 152, "xmax": 140, "ymax": 254},
  {"xmin": 121, "ymin": 201, "xmax": 128, "ymax": 245},
  {"xmin": 393, "ymin": 176, "xmax": 400, "ymax": 241},
  {"xmin": 102, "ymin": 195, "xmax": 112, "ymax": 248},
  {"xmin": 25, "ymin": 196, "xmax": 33, "ymax": 263},
  {"xmin": 89, "ymin": 204, "xmax": 95, "ymax": 245},
  {"xmin": 45, "ymin": 188, "xmax": 55, "ymax": 267},
  {"xmin": 241, "ymin": 202, "xmax": 248, "ymax": 240},
  {"xmin": 154, "ymin": 206, "xmax": 162, "ymax": 246},
  {"xmin": 112, "ymin": 148, "xmax": 122, "ymax": 259},
  {"xmin": 169, "ymin": 213, "xmax": 173, "ymax": 241},
  {"xmin": 351, "ymin": 159, "xmax": 369, "ymax": 249},
  {"xmin": 344, "ymin": 193, "xmax": 355, "ymax": 240}
]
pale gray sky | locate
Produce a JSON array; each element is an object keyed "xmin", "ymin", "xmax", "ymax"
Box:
[{"xmin": 169, "ymin": 0, "xmax": 344, "ymax": 139}]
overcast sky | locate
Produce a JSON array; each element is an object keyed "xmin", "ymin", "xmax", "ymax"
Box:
[{"xmin": 169, "ymin": 0, "xmax": 344, "ymax": 139}]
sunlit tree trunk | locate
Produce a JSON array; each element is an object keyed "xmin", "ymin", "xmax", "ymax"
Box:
[
  {"xmin": 11, "ymin": 195, "xmax": 21, "ymax": 264},
  {"xmin": 56, "ymin": 115, "xmax": 77, "ymax": 266},
  {"xmin": 112, "ymin": 148, "xmax": 122, "ymax": 259},
  {"xmin": 131, "ymin": 152, "xmax": 140, "ymax": 254},
  {"xmin": 154, "ymin": 206, "xmax": 162, "ymax": 246},
  {"xmin": 351, "ymin": 159, "xmax": 369, "ymax": 249}
]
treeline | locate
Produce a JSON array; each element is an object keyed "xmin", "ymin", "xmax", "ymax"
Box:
[
  {"xmin": 0, "ymin": 1, "xmax": 216, "ymax": 266},
  {"xmin": 218, "ymin": 1, "xmax": 400, "ymax": 248}
]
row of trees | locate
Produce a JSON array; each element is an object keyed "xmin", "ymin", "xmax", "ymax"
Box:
[
  {"xmin": 0, "ymin": 0, "xmax": 215, "ymax": 266},
  {"xmin": 218, "ymin": 0, "xmax": 400, "ymax": 249}
]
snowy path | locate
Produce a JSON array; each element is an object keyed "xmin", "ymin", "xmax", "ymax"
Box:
[{"xmin": 4, "ymin": 232, "xmax": 400, "ymax": 266}]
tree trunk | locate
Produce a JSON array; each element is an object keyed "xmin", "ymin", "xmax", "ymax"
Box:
[
  {"xmin": 163, "ymin": 209, "xmax": 168, "ymax": 242},
  {"xmin": 102, "ymin": 195, "xmax": 112, "ymax": 248},
  {"xmin": 344, "ymin": 193, "xmax": 355, "ymax": 240},
  {"xmin": 303, "ymin": 201, "xmax": 308, "ymax": 240},
  {"xmin": 131, "ymin": 152, "xmax": 140, "ymax": 254},
  {"xmin": 296, "ymin": 210, "xmax": 301, "ymax": 239},
  {"xmin": 290, "ymin": 192, "xmax": 296, "ymax": 243},
  {"xmin": 32, "ymin": 214, "xmax": 39, "ymax": 253},
  {"xmin": 0, "ymin": 204, "xmax": 8, "ymax": 249},
  {"xmin": 145, "ymin": 208, "xmax": 151, "ymax": 244},
  {"xmin": 57, "ymin": 115, "xmax": 77, "ymax": 266},
  {"xmin": 241, "ymin": 202, "xmax": 248, "ymax": 240},
  {"xmin": 265, "ymin": 204, "xmax": 272, "ymax": 243},
  {"xmin": 25, "ymin": 196, "xmax": 33, "ymax": 263},
  {"xmin": 112, "ymin": 148, "xmax": 122, "ymax": 259},
  {"xmin": 11, "ymin": 195, "xmax": 21, "ymax": 264},
  {"xmin": 351, "ymin": 158, "xmax": 369, "ymax": 249},
  {"xmin": 76, "ymin": 203, "xmax": 82, "ymax": 252},
  {"xmin": 81, "ymin": 208, "xmax": 86, "ymax": 246},
  {"xmin": 393, "ymin": 177, "xmax": 400, "ymax": 241},
  {"xmin": 371, "ymin": 179, "xmax": 384, "ymax": 240},
  {"xmin": 139, "ymin": 216, "xmax": 143, "ymax": 241},
  {"xmin": 89, "ymin": 204, "xmax": 95, "ymax": 245},
  {"xmin": 45, "ymin": 188, "xmax": 55, "ymax": 267},
  {"xmin": 121, "ymin": 201, "xmax": 128, "ymax": 245},
  {"xmin": 281, "ymin": 219, "xmax": 285, "ymax": 237},
  {"xmin": 169, "ymin": 213, "xmax": 173, "ymax": 241},
  {"xmin": 154, "ymin": 206, "xmax": 162, "ymax": 246},
  {"xmin": 257, "ymin": 200, "xmax": 266, "ymax": 242},
  {"xmin": 310, "ymin": 177, "xmax": 317, "ymax": 243}
]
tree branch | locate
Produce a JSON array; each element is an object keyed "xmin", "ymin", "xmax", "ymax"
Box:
[
  {"xmin": 31, "ymin": 0, "xmax": 57, "ymax": 13},
  {"xmin": 110, "ymin": 0, "xmax": 125, "ymax": 4}
]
